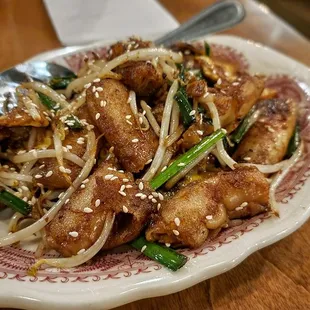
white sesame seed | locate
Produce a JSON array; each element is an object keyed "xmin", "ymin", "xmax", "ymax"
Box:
[
  {"xmin": 148, "ymin": 195, "xmax": 154, "ymax": 200},
  {"xmin": 174, "ymin": 217, "xmax": 180, "ymax": 226},
  {"xmin": 65, "ymin": 168, "xmax": 72, "ymax": 174},
  {"xmin": 243, "ymin": 157, "xmax": 251, "ymax": 161},
  {"xmin": 65, "ymin": 198, "xmax": 70, "ymax": 204},
  {"xmin": 39, "ymin": 164, "xmax": 45, "ymax": 169},
  {"xmin": 77, "ymin": 140, "xmax": 84, "ymax": 145},
  {"xmin": 69, "ymin": 231, "xmax": 79, "ymax": 237},
  {"xmin": 173, "ymin": 230, "xmax": 180, "ymax": 236},
  {"xmin": 151, "ymin": 198, "xmax": 157, "ymax": 203},
  {"xmin": 77, "ymin": 248, "xmax": 85, "ymax": 255},
  {"xmin": 92, "ymin": 86, "xmax": 96, "ymax": 93},
  {"xmin": 165, "ymin": 243, "xmax": 171, "ymax": 247},
  {"xmin": 96, "ymin": 87, "xmax": 103, "ymax": 91},
  {"xmin": 35, "ymin": 174, "xmax": 42, "ymax": 179},
  {"xmin": 197, "ymin": 130, "xmax": 204, "ymax": 136},
  {"xmin": 82, "ymin": 178, "xmax": 89, "ymax": 184},
  {"xmin": 157, "ymin": 203, "xmax": 161, "ymax": 211},
  {"xmin": 95, "ymin": 199, "xmax": 100, "ymax": 207},
  {"xmin": 104, "ymin": 174, "xmax": 114, "ymax": 180},
  {"xmin": 158, "ymin": 193, "xmax": 164, "ymax": 201},
  {"xmin": 118, "ymin": 170, "xmax": 124, "ymax": 173},
  {"xmin": 95, "ymin": 92, "xmax": 99, "ymax": 98},
  {"xmin": 125, "ymin": 115, "xmax": 132, "ymax": 119},
  {"xmin": 145, "ymin": 159, "xmax": 152, "ymax": 164},
  {"xmin": 122, "ymin": 206, "xmax": 128, "ymax": 213},
  {"xmin": 235, "ymin": 206, "xmax": 244, "ymax": 211},
  {"xmin": 120, "ymin": 185, "xmax": 126, "ymax": 192},
  {"xmin": 141, "ymin": 245, "xmax": 147, "ymax": 253},
  {"xmin": 126, "ymin": 120, "xmax": 133, "ymax": 125},
  {"xmin": 84, "ymin": 83, "xmax": 91, "ymax": 89},
  {"xmin": 206, "ymin": 215, "xmax": 213, "ymax": 220},
  {"xmin": 240, "ymin": 202, "xmax": 248, "ymax": 208},
  {"xmin": 177, "ymin": 162, "xmax": 185, "ymax": 167},
  {"xmin": 138, "ymin": 182, "xmax": 144, "ymax": 190},
  {"xmin": 132, "ymin": 138, "xmax": 139, "ymax": 143},
  {"xmin": 111, "ymin": 176, "xmax": 118, "ymax": 181},
  {"xmin": 232, "ymin": 82, "xmax": 239, "ymax": 86},
  {"xmin": 119, "ymin": 191, "xmax": 126, "ymax": 197},
  {"xmin": 80, "ymin": 184, "xmax": 86, "ymax": 189},
  {"xmin": 135, "ymin": 193, "xmax": 143, "ymax": 197},
  {"xmin": 123, "ymin": 178, "xmax": 129, "ymax": 183},
  {"xmin": 125, "ymin": 184, "xmax": 133, "ymax": 189},
  {"xmin": 66, "ymin": 145, "xmax": 73, "ymax": 150},
  {"xmin": 152, "ymin": 192, "xmax": 159, "ymax": 197},
  {"xmin": 161, "ymin": 166, "xmax": 167, "ymax": 172},
  {"xmin": 95, "ymin": 113, "xmax": 100, "ymax": 120},
  {"xmin": 108, "ymin": 167, "xmax": 116, "ymax": 171},
  {"xmin": 93, "ymin": 78, "xmax": 100, "ymax": 82},
  {"xmin": 46, "ymin": 171, "xmax": 53, "ymax": 178},
  {"xmin": 189, "ymin": 110, "xmax": 196, "ymax": 116},
  {"xmin": 83, "ymin": 207, "xmax": 93, "ymax": 213},
  {"xmin": 217, "ymin": 78, "xmax": 222, "ymax": 85}
]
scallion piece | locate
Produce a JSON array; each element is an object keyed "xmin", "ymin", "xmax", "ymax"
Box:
[
  {"xmin": 174, "ymin": 87, "xmax": 195, "ymax": 127},
  {"xmin": 131, "ymin": 236, "xmax": 187, "ymax": 271},
  {"xmin": 38, "ymin": 92, "xmax": 60, "ymax": 111},
  {"xmin": 49, "ymin": 76, "xmax": 76, "ymax": 90},
  {"xmin": 286, "ymin": 125, "xmax": 300, "ymax": 158},
  {"xmin": 204, "ymin": 42, "xmax": 211, "ymax": 56},
  {"xmin": 150, "ymin": 129, "xmax": 226, "ymax": 190},
  {"xmin": 230, "ymin": 107, "xmax": 257, "ymax": 144},
  {"xmin": 0, "ymin": 190, "xmax": 31, "ymax": 216}
]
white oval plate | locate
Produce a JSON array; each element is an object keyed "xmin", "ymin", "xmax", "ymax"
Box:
[{"xmin": 0, "ymin": 35, "xmax": 309, "ymax": 310}]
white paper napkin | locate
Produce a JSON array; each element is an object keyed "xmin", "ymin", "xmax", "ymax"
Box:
[{"xmin": 44, "ymin": 0, "xmax": 179, "ymax": 46}]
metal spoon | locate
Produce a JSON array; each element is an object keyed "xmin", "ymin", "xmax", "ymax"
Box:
[{"xmin": 0, "ymin": 0, "xmax": 245, "ymax": 110}]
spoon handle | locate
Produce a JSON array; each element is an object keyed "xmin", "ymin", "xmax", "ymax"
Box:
[{"xmin": 154, "ymin": 0, "xmax": 245, "ymax": 46}]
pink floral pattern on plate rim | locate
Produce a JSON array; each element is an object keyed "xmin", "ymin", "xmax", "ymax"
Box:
[{"xmin": 0, "ymin": 43, "xmax": 309, "ymax": 283}]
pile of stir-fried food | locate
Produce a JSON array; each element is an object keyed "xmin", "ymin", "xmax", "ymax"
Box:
[{"xmin": 0, "ymin": 37, "xmax": 302, "ymax": 272}]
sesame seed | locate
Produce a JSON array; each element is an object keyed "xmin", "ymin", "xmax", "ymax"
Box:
[
  {"xmin": 151, "ymin": 198, "xmax": 157, "ymax": 203},
  {"xmin": 165, "ymin": 243, "xmax": 171, "ymax": 247},
  {"xmin": 65, "ymin": 168, "xmax": 72, "ymax": 174},
  {"xmin": 92, "ymin": 86, "xmax": 96, "ymax": 93},
  {"xmin": 95, "ymin": 113, "xmax": 100, "ymax": 120},
  {"xmin": 243, "ymin": 157, "xmax": 251, "ymax": 161},
  {"xmin": 158, "ymin": 193, "xmax": 164, "ymax": 201},
  {"xmin": 135, "ymin": 193, "xmax": 143, "ymax": 197},
  {"xmin": 84, "ymin": 83, "xmax": 91, "ymax": 89},
  {"xmin": 177, "ymin": 162, "xmax": 185, "ymax": 167},
  {"xmin": 174, "ymin": 217, "xmax": 180, "ymax": 226},
  {"xmin": 141, "ymin": 245, "xmax": 147, "ymax": 253},
  {"xmin": 66, "ymin": 145, "xmax": 73, "ymax": 150},
  {"xmin": 235, "ymin": 206, "xmax": 244, "ymax": 211},
  {"xmin": 104, "ymin": 174, "xmax": 114, "ymax": 180},
  {"xmin": 119, "ymin": 191, "xmax": 126, "ymax": 196},
  {"xmin": 69, "ymin": 231, "xmax": 79, "ymax": 237},
  {"xmin": 126, "ymin": 120, "xmax": 133, "ymax": 125},
  {"xmin": 125, "ymin": 185, "xmax": 133, "ymax": 189},
  {"xmin": 65, "ymin": 198, "xmax": 70, "ymax": 204},
  {"xmin": 161, "ymin": 166, "xmax": 167, "ymax": 172},
  {"xmin": 111, "ymin": 176, "xmax": 118, "ymax": 181},
  {"xmin": 132, "ymin": 138, "xmax": 139, "ymax": 143},
  {"xmin": 120, "ymin": 185, "xmax": 126, "ymax": 191},
  {"xmin": 148, "ymin": 195, "xmax": 154, "ymax": 199},
  {"xmin": 232, "ymin": 82, "xmax": 239, "ymax": 86},
  {"xmin": 217, "ymin": 78, "xmax": 222, "ymax": 85},
  {"xmin": 118, "ymin": 170, "xmax": 124, "ymax": 173},
  {"xmin": 35, "ymin": 174, "xmax": 42, "ymax": 179},
  {"xmin": 108, "ymin": 167, "xmax": 116, "ymax": 171},
  {"xmin": 95, "ymin": 199, "xmax": 101, "ymax": 207},
  {"xmin": 39, "ymin": 164, "xmax": 45, "ymax": 169},
  {"xmin": 77, "ymin": 248, "xmax": 85, "ymax": 255},
  {"xmin": 123, "ymin": 178, "xmax": 129, "ymax": 183},
  {"xmin": 46, "ymin": 171, "xmax": 53, "ymax": 178},
  {"xmin": 83, "ymin": 207, "xmax": 93, "ymax": 213},
  {"xmin": 95, "ymin": 92, "xmax": 99, "ymax": 98},
  {"xmin": 189, "ymin": 110, "xmax": 196, "ymax": 116},
  {"xmin": 206, "ymin": 215, "xmax": 213, "ymax": 220},
  {"xmin": 240, "ymin": 202, "xmax": 248, "ymax": 208},
  {"xmin": 80, "ymin": 184, "xmax": 86, "ymax": 189},
  {"xmin": 93, "ymin": 78, "xmax": 100, "ymax": 82},
  {"xmin": 141, "ymin": 194, "xmax": 148, "ymax": 200},
  {"xmin": 173, "ymin": 230, "xmax": 180, "ymax": 236},
  {"xmin": 96, "ymin": 87, "xmax": 103, "ymax": 91},
  {"xmin": 82, "ymin": 178, "xmax": 89, "ymax": 184},
  {"xmin": 122, "ymin": 206, "xmax": 128, "ymax": 213},
  {"xmin": 145, "ymin": 159, "xmax": 152, "ymax": 164},
  {"xmin": 138, "ymin": 182, "xmax": 144, "ymax": 190},
  {"xmin": 197, "ymin": 130, "xmax": 204, "ymax": 136},
  {"xmin": 125, "ymin": 115, "xmax": 132, "ymax": 119},
  {"xmin": 152, "ymin": 192, "xmax": 159, "ymax": 197}
]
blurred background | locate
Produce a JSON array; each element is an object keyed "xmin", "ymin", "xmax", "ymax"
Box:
[{"xmin": 259, "ymin": 0, "xmax": 309, "ymax": 38}]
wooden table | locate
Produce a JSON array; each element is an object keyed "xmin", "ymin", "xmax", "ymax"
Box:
[{"xmin": 0, "ymin": 0, "xmax": 310, "ymax": 309}]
